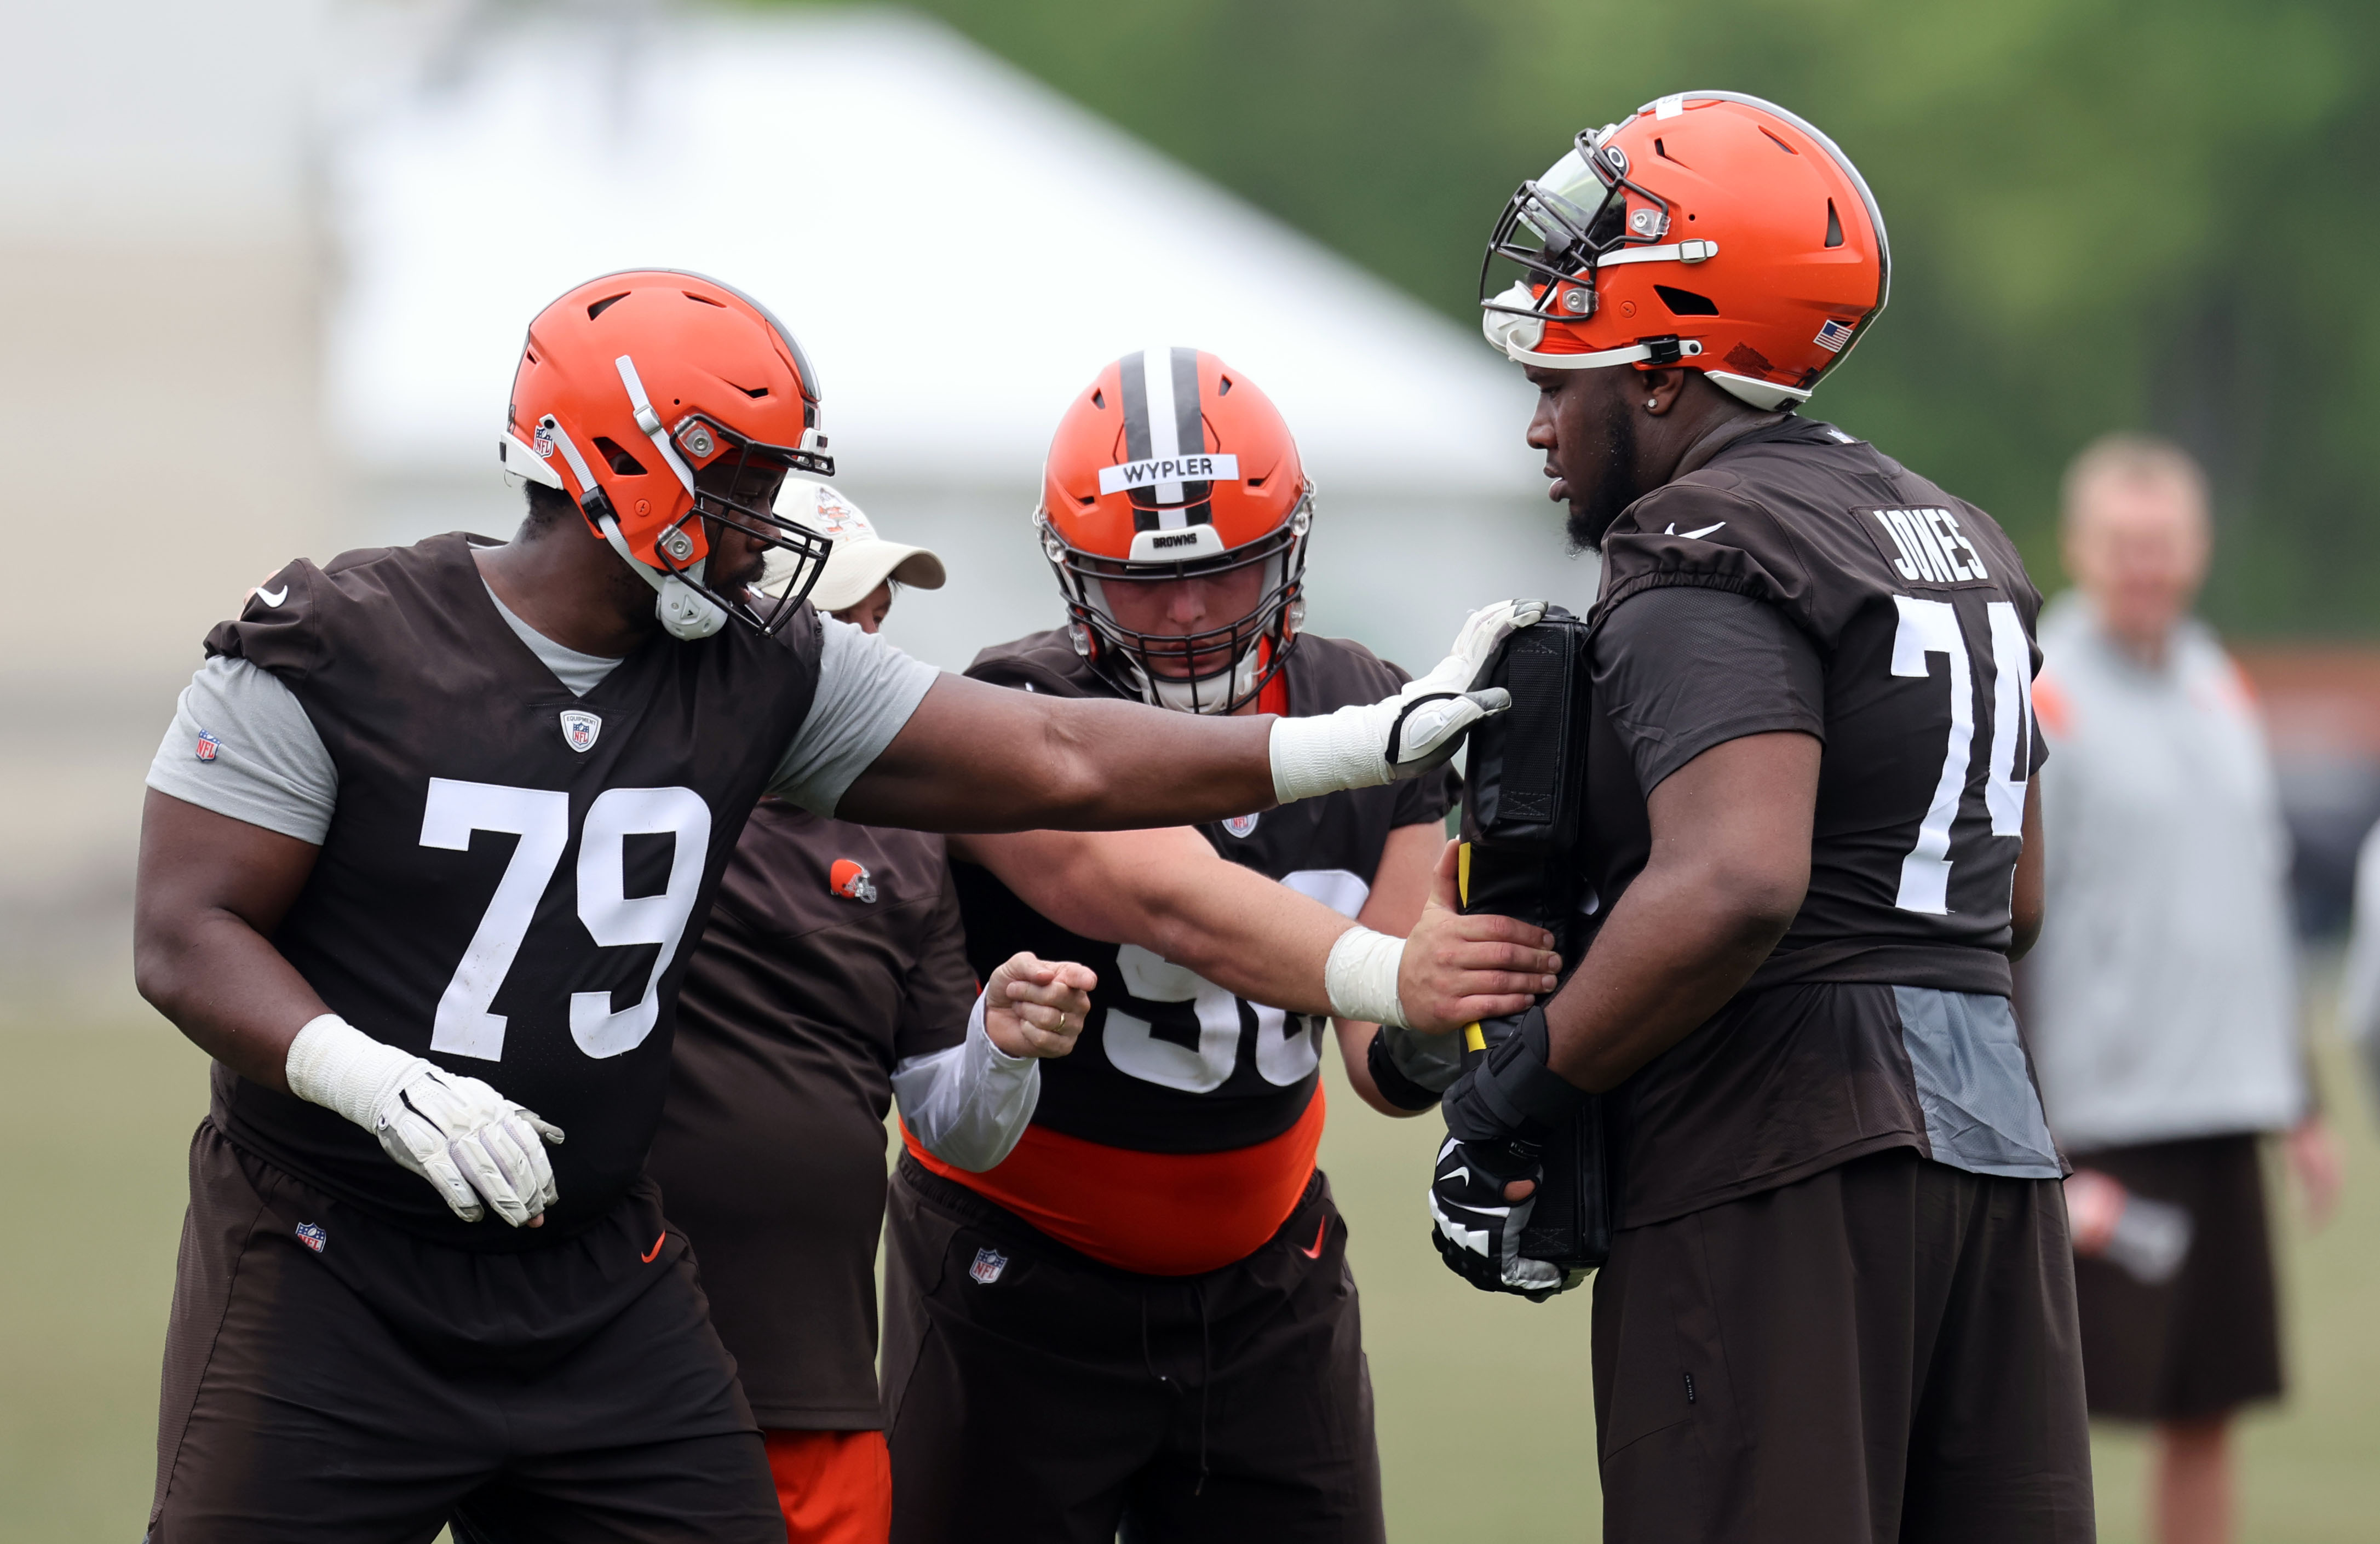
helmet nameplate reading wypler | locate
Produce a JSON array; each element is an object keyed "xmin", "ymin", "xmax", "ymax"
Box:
[{"xmin": 1099, "ymin": 453, "xmax": 1240, "ymax": 497}]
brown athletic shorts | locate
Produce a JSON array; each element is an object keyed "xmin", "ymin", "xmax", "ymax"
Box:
[
  {"xmin": 1593, "ymin": 1147, "xmax": 2092, "ymax": 1544},
  {"xmin": 146, "ymin": 1121, "xmax": 780, "ymax": 1543},
  {"xmin": 2069, "ymin": 1132, "xmax": 2284, "ymax": 1422},
  {"xmin": 881, "ymin": 1156, "xmax": 1384, "ymax": 1544}
]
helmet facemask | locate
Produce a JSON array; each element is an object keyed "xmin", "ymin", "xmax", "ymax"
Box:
[
  {"xmin": 1041, "ymin": 489, "xmax": 1312, "ymax": 715},
  {"xmin": 1481, "ymin": 127, "xmax": 1672, "ymax": 345},
  {"xmin": 649, "ymin": 412, "xmax": 834, "ymax": 636}
]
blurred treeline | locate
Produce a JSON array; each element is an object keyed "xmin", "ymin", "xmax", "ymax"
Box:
[{"xmin": 843, "ymin": 0, "xmax": 2380, "ymax": 635}]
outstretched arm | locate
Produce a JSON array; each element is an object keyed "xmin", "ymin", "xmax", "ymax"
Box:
[
  {"xmin": 847, "ymin": 677, "xmax": 1277, "ymax": 831},
  {"xmin": 952, "ymin": 824, "xmax": 1557, "ymax": 1035},
  {"xmin": 839, "ymin": 601, "xmax": 1542, "ymax": 832}
]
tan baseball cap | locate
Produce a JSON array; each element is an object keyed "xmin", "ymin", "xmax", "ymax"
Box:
[{"xmin": 770, "ymin": 482, "xmax": 947, "ymax": 614}]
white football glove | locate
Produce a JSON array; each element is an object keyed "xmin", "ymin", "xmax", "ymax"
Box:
[
  {"xmin": 1270, "ymin": 599, "xmax": 1547, "ymax": 803},
  {"xmin": 284, "ymin": 1014, "xmax": 565, "ymax": 1227}
]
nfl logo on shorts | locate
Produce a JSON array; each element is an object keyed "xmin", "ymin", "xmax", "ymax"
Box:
[
  {"xmin": 559, "ymin": 709, "xmax": 602, "ymax": 754},
  {"xmin": 194, "ymin": 731, "xmax": 221, "ymax": 762},
  {"xmin": 295, "ymin": 1222, "xmax": 328, "ymax": 1254},
  {"xmin": 969, "ymin": 1247, "xmax": 1009, "ymax": 1285}
]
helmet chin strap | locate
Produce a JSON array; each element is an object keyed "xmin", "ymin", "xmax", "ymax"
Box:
[
  {"xmin": 595, "ymin": 514, "xmax": 727, "ymax": 640},
  {"xmin": 1146, "ymin": 646, "xmax": 1263, "ymax": 715}
]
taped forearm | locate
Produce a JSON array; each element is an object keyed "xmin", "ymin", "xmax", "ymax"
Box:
[
  {"xmin": 891, "ymin": 992, "xmax": 1042, "ymax": 1172},
  {"xmin": 1323, "ymin": 925, "xmax": 1408, "ymax": 1029},
  {"xmin": 285, "ymin": 1013, "xmax": 416, "ymax": 1129}
]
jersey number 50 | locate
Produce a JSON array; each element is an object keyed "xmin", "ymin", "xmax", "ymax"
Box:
[{"xmin": 419, "ymin": 778, "xmax": 711, "ymax": 1061}]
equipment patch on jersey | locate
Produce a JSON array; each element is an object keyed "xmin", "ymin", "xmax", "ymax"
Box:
[
  {"xmin": 194, "ymin": 730, "xmax": 221, "ymax": 762},
  {"xmin": 1222, "ymin": 812, "xmax": 1261, "ymax": 839},
  {"xmin": 969, "ymin": 1246, "xmax": 1009, "ymax": 1285},
  {"xmin": 830, "ymin": 858, "xmax": 878, "ymax": 903},
  {"xmin": 295, "ymin": 1221, "xmax": 327, "ymax": 1254},
  {"xmin": 559, "ymin": 709, "xmax": 602, "ymax": 754},
  {"xmin": 1814, "ymin": 318, "xmax": 1857, "ymax": 353},
  {"xmin": 1857, "ymin": 506, "xmax": 1994, "ymax": 589}
]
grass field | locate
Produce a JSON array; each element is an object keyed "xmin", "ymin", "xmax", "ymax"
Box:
[{"xmin": 6, "ymin": 1001, "xmax": 2375, "ymax": 1541}]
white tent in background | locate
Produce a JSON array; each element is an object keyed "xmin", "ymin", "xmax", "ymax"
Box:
[{"xmin": 328, "ymin": 5, "xmax": 1589, "ymax": 672}]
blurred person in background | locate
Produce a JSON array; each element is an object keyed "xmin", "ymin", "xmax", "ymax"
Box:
[
  {"xmin": 2028, "ymin": 433, "xmax": 2342, "ymax": 1544},
  {"xmin": 641, "ymin": 488, "xmax": 1091, "ymax": 1544},
  {"xmin": 2340, "ymin": 825, "xmax": 2380, "ymax": 1111}
]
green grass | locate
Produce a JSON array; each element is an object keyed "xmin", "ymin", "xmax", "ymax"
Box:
[{"xmin": 7, "ymin": 1010, "xmax": 2375, "ymax": 1541}]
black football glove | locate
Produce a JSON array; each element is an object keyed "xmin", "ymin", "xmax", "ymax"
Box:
[
  {"xmin": 1429, "ymin": 1130, "xmax": 1566, "ymax": 1300},
  {"xmin": 1427, "ymin": 1006, "xmax": 1590, "ymax": 1301}
]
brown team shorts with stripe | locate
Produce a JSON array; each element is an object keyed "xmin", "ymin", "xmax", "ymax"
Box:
[
  {"xmin": 1593, "ymin": 1147, "xmax": 2095, "ymax": 1544},
  {"xmin": 146, "ymin": 1121, "xmax": 780, "ymax": 1544},
  {"xmin": 881, "ymin": 1156, "xmax": 1384, "ymax": 1544}
]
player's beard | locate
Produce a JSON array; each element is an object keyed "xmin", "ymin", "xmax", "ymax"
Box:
[{"xmin": 1563, "ymin": 404, "xmax": 1641, "ymax": 555}]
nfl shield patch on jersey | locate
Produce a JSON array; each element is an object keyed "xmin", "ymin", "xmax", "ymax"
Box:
[
  {"xmin": 295, "ymin": 1222, "xmax": 327, "ymax": 1254},
  {"xmin": 969, "ymin": 1247, "xmax": 1009, "ymax": 1285},
  {"xmin": 1222, "ymin": 812, "xmax": 1261, "ymax": 839},
  {"xmin": 559, "ymin": 709, "xmax": 602, "ymax": 754},
  {"xmin": 194, "ymin": 731, "xmax": 221, "ymax": 762}
]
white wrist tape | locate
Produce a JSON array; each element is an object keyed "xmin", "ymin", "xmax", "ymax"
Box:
[
  {"xmin": 284, "ymin": 1013, "xmax": 417, "ymax": 1132},
  {"xmin": 1325, "ymin": 925, "xmax": 1409, "ymax": 1029},
  {"xmin": 1271, "ymin": 704, "xmax": 1388, "ymax": 805}
]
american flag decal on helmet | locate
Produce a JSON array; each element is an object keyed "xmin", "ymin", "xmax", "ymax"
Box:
[
  {"xmin": 1814, "ymin": 318, "xmax": 1857, "ymax": 353},
  {"xmin": 1118, "ymin": 346, "xmax": 1216, "ymax": 531}
]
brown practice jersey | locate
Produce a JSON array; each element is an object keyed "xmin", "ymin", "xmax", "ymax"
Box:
[
  {"xmin": 200, "ymin": 533, "xmax": 823, "ymax": 1249},
  {"xmin": 1580, "ymin": 416, "xmax": 2060, "ymax": 1225},
  {"xmin": 646, "ymin": 802, "xmax": 977, "ymax": 1430},
  {"xmin": 923, "ymin": 632, "xmax": 1455, "ymax": 1274}
]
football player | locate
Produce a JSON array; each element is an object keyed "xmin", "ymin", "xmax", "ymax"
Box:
[
  {"xmin": 131, "ymin": 271, "xmax": 1522, "ymax": 1543},
  {"xmin": 880, "ymin": 350, "xmax": 1560, "ymax": 1543},
  {"xmin": 1427, "ymin": 94, "xmax": 2091, "ymax": 1540}
]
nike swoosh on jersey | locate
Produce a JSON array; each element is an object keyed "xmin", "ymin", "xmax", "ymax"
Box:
[
  {"xmin": 641, "ymin": 1231, "xmax": 666, "ymax": 1263},
  {"xmin": 1660, "ymin": 521, "xmax": 1727, "ymax": 541},
  {"xmin": 255, "ymin": 584, "xmax": 289, "ymax": 607},
  {"xmin": 1299, "ymin": 1216, "xmax": 1327, "ymax": 1259}
]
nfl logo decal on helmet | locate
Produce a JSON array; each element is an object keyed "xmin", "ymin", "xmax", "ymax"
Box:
[
  {"xmin": 295, "ymin": 1222, "xmax": 328, "ymax": 1254},
  {"xmin": 559, "ymin": 709, "xmax": 602, "ymax": 754},
  {"xmin": 830, "ymin": 859, "xmax": 877, "ymax": 904},
  {"xmin": 969, "ymin": 1247, "xmax": 1009, "ymax": 1285},
  {"xmin": 194, "ymin": 731, "xmax": 221, "ymax": 763}
]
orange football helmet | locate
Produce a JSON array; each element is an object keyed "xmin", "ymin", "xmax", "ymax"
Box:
[
  {"xmin": 1480, "ymin": 91, "xmax": 1889, "ymax": 409},
  {"xmin": 502, "ymin": 270, "xmax": 834, "ymax": 638},
  {"xmin": 1036, "ymin": 348, "xmax": 1312, "ymax": 714}
]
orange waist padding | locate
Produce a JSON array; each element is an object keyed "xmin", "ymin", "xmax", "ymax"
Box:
[{"xmin": 904, "ymin": 1083, "xmax": 1325, "ymax": 1276}]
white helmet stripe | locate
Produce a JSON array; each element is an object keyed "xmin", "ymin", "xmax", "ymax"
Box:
[
  {"xmin": 1141, "ymin": 346, "xmax": 1186, "ymax": 516},
  {"xmin": 613, "ymin": 353, "xmax": 697, "ymax": 497}
]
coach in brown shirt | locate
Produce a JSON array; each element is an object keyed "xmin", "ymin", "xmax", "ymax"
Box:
[{"xmin": 649, "ymin": 488, "xmax": 1058, "ymax": 1544}]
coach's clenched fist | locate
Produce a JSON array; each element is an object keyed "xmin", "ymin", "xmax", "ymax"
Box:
[{"xmin": 981, "ymin": 951, "xmax": 1098, "ymax": 1059}]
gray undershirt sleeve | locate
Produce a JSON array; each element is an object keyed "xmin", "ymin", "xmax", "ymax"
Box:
[
  {"xmin": 146, "ymin": 656, "xmax": 339, "ymax": 843},
  {"xmin": 768, "ymin": 616, "xmax": 944, "ymax": 816},
  {"xmin": 146, "ymin": 607, "xmax": 936, "ymax": 839}
]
